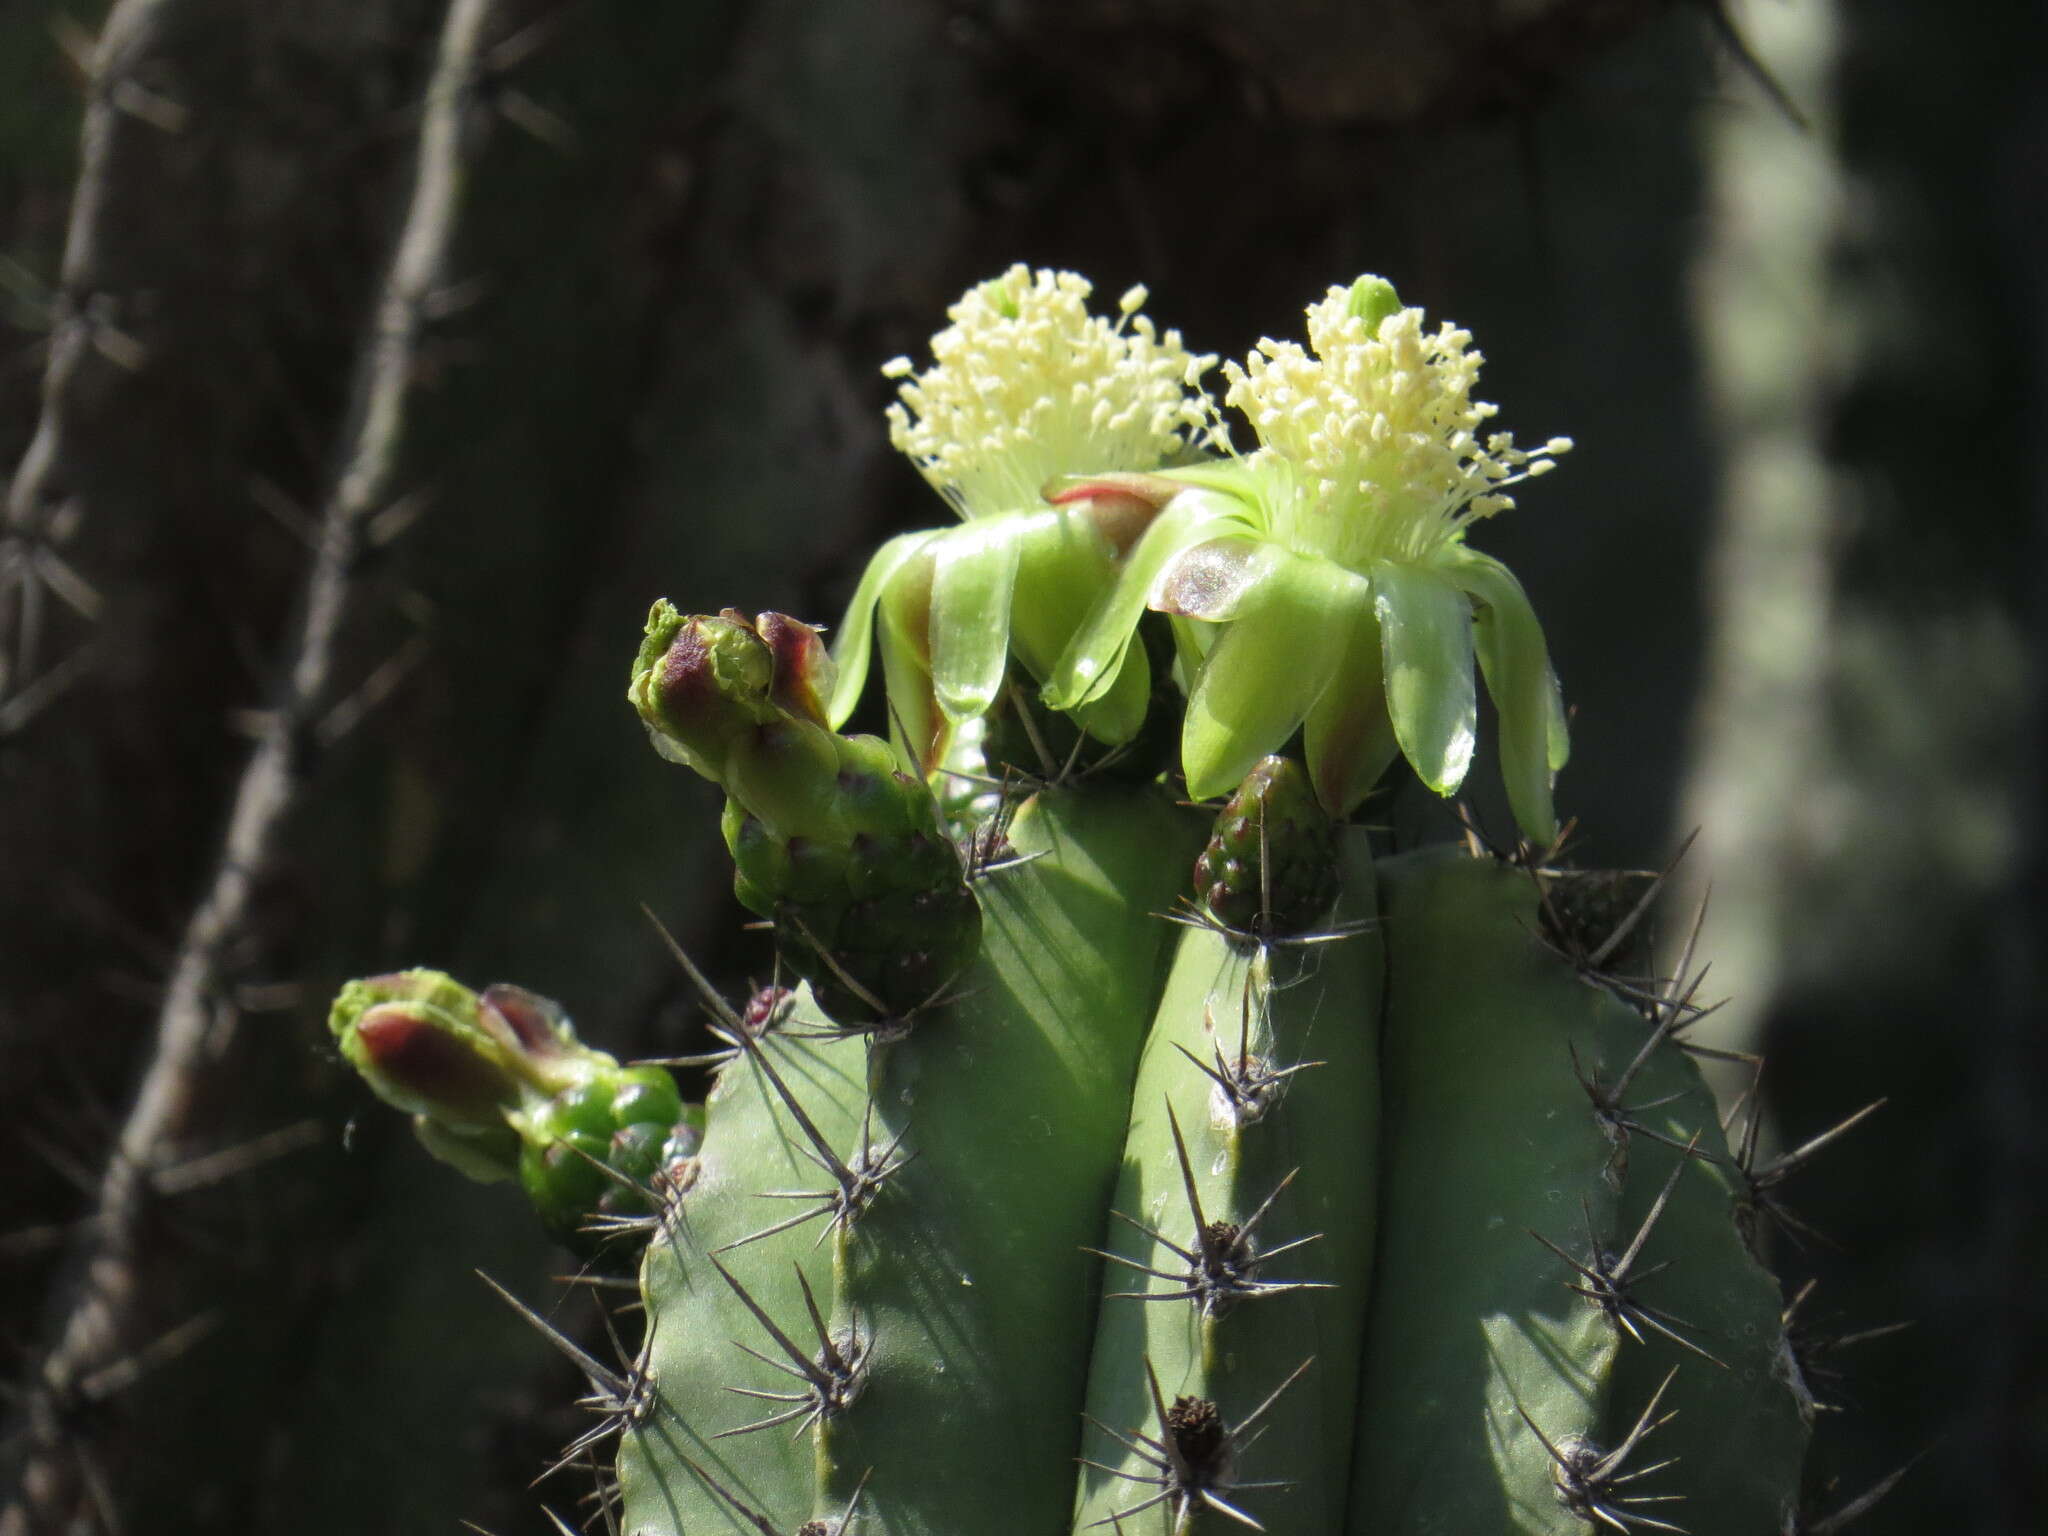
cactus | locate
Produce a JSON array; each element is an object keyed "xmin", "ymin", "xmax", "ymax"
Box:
[{"xmin": 325, "ymin": 268, "xmax": 1855, "ymax": 1534}]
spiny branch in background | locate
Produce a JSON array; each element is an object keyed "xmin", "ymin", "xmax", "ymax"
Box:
[
  {"xmin": 0, "ymin": 0, "xmax": 511, "ymax": 1527},
  {"xmin": 3, "ymin": 1308, "xmax": 222, "ymax": 1536},
  {"xmin": 0, "ymin": 1, "xmax": 175, "ymax": 737},
  {"xmin": 4, "ymin": 1107, "xmax": 323, "ymax": 1272},
  {"xmin": 0, "ymin": 517, "xmax": 102, "ymax": 734}
]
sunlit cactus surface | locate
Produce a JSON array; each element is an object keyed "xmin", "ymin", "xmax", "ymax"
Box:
[{"xmin": 329, "ymin": 269, "xmax": 1863, "ymax": 1536}]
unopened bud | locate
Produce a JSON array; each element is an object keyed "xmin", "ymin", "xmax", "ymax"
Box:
[
  {"xmin": 628, "ymin": 602, "xmax": 778, "ymax": 778},
  {"xmin": 1194, "ymin": 755, "xmax": 1341, "ymax": 938},
  {"xmin": 754, "ymin": 610, "xmax": 835, "ymax": 727},
  {"xmin": 331, "ymin": 971, "xmax": 523, "ymax": 1133}
]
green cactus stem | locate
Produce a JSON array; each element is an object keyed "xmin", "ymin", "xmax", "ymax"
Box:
[
  {"xmin": 1347, "ymin": 849, "xmax": 1634, "ymax": 1534},
  {"xmin": 1595, "ymin": 1014, "xmax": 1812, "ymax": 1534},
  {"xmin": 616, "ymin": 969, "xmax": 870, "ymax": 1533},
  {"xmin": 616, "ymin": 783, "xmax": 1203, "ymax": 1534},
  {"xmin": 1349, "ymin": 848, "xmax": 1806, "ymax": 1534},
  {"xmin": 1074, "ymin": 812, "xmax": 1382, "ymax": 1532}
]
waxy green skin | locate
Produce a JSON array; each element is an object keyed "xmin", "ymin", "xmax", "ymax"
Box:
[
  {"xmin": 335, "ymin": 795, "xmax": 1813, "ymax": 1536},
  {"xmin": 616, "ymin": 997, "xmax": 866, "ymax": 1532},
  {"xmin": 1350, "ymin": 849, "xmax": 1632, "ymax": 1535},
  {"xmin": 1073, "ymin": 831, "xmax": 1382, "ymax": 1534},
  {"xmin": 606, "ymin": 823, "xmax": 1808, "ymax": 1536},
  {"xmin": 815, "ymin": 786, "xmax": 1201, "ymax": 1533},
  {"xmin": 617, "ymin": 786, "xmax": 1203, "ymax": 1535},
  {"xmin": 1604, "ymin": 1036, "xmax": 1811, "ymax": 1534},
  {"xmin": 1349, "ymin": 850, "xmax": 1806, "ymax": 1536}
]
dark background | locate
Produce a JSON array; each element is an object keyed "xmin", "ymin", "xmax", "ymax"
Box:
[{"xmin": 1, "ymin": 1, "xmax": 2040, "ymax": 1531}]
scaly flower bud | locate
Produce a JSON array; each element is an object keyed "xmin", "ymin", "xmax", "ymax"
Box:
[
  {"xmin": 1194, "ymin": 756, "xmax": 1341, "ymax": 938},
  {"xmin": 330, "ymin": 969, "xmax": 699, "ymax": 1260}
]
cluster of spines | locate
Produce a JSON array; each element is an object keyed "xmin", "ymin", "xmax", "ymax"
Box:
[
  {"xmin": 388, "ymin": 778, "xmax": 1896, "ymax": 1536},
  {"xmin": 589, "ymin": 781, "xmax": 1204, "ymax": 1534},
  {"xmin": 1074, "ymin": 755, "xmax": 1381, "ymax": 1532}
]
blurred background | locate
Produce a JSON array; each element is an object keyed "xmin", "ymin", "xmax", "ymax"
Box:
[{"xmin": 0, "ymin": 0, "xmax": 2039, "ymax": 1531}]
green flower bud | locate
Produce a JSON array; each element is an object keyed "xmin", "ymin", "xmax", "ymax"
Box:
[
  {"xmin": 514, "ymin": 1064, "xmax": 698, "ymax": 1259},
  {"xmin": 628, "ymin": 602, "xmax": 779, "ymax": 780},
  {"xmin": 330, "ymin": 971, "xmax": 525, "ymax": 1134},
  {"xmin": 1194, "ymin": 755, "xmax": 1341, "ymax": 938}
]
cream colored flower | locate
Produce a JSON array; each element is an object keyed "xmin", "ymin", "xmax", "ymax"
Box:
[
  {"xmin": 1050, "ymin": 275, "xmax": 1572, "ymax": 842},
  {"xmin": 1223, "ymin": 285, "xmax": 1570, "ymax": 569},
  {"xmin": 881, "ymin": 266, "xmax": 1215, "ymax": 519},
  {"xmin": 832, "ymin": 268, "xmax": 1215, "ymax": 769}
]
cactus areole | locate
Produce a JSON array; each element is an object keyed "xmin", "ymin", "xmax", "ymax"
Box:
[{"xmin": 329, "ymin": 269, "xmax": 1842, "ymax": 1534}]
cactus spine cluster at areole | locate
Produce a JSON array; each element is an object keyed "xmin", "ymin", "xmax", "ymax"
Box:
[{"xmin": 329, "ymin": 266, "xmax": 1856, "ymax": 1534}]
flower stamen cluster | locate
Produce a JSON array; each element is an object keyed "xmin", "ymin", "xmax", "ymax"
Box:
[
  {"xmin": 1223, "ymin": 288, "xmax": 1571, "ymax": 570},
  {"xmin": 882, "ymin": 266, "xmax": 1217, "ymax": 518}
]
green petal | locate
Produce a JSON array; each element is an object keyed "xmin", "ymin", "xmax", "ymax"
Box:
[
  {"xmin": 1151, "ymin": 538, "xmax": 1276, "ymax": 621},
  {"xmin": 1067, "ymin": 643, "xmax": 1150, "ymax": 745},
  {"xmin": 1370, "ymin": 561, "xmax": 1477, "ymax": 797},
  {"xmin": 930, "ymin": 520, "xmax": 1025, "ymax": 721},
  {"xmin": 1181, "ymin": 550, "xmax": 1367, "ymax": 801},
  {"xmin": 1045, "ymin": 489, "xmax": 1253, "ymax": 711},
  {"xmin": 1448, "ymin": 549, "xmax": 1566, "ymax": 844},
  {"xmin": 828, "ymin": 529, "xmax": 941, "ymax": 728},
  {"xmin": 1005, "ymin": 509, "xmax": 1117, "ymax": 681},
  {"xmin": 1304, "ymin": 598, "xmax": 1399, "ymax": 817},
  {"xmin": 1157, "ymin": 453, "xmax": 1290, "ymax": 503},
  {"xmin": 997, "ymin": 508, "xmax": 1151, "ymax": 745},
  {"xmin": 1168, "ymin": 615, "xmax": 1212, "ymax": 687},
  {"xmin": 878, "ymin": 557, "xmax": 949, "ymax": 770}
]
